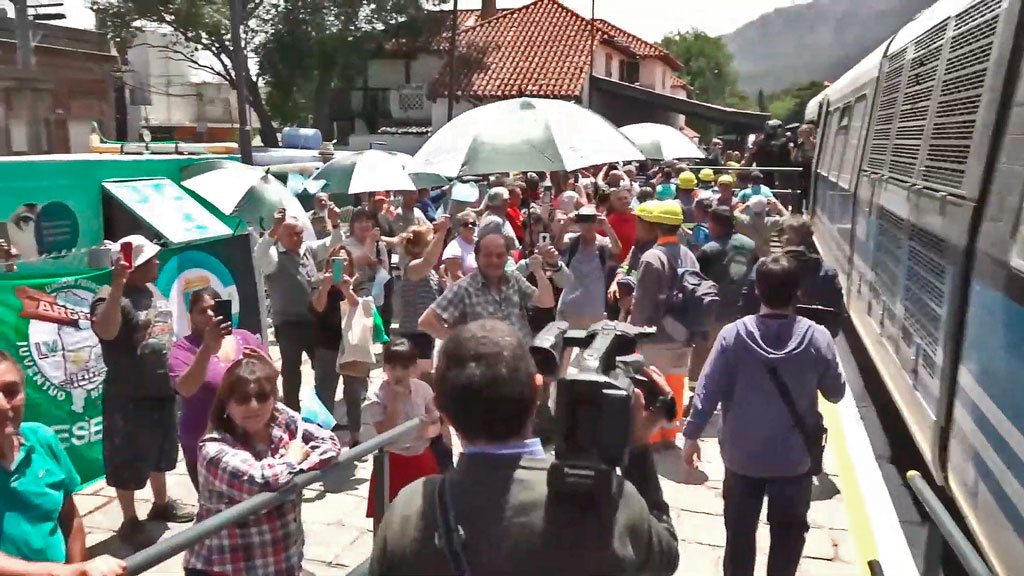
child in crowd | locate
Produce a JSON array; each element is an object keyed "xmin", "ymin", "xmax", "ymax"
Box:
[
  {"xmin": 364, "ymin": 337, "xmax": 441, "ymax": 519},
  {"xmin": 680, "ymin": 196, "xmax": 713, "ymax": 252}
]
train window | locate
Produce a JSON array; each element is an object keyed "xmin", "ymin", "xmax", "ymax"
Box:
[
  {"xmin": 839, "ymin": 96, "xmax": 868, "ymax": 188},
  {"xmin": 828, "ymin": 104, "xmax": 852, "ymax": 181}
]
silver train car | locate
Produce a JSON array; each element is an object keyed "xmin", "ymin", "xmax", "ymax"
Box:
[{"xmin": 805, "ymin": 0, "xmax": 1024, "ymax": 572}]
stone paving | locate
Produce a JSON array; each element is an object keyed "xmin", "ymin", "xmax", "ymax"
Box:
[{"xmin": 79, "ymin": 357, "xmax": 862, "ymax": 576}]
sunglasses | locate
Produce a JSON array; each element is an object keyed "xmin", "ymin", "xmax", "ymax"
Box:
[
  {"xmin": 231, "ymin": 390, "xmax": 274, "ymax": 405},
  {"xmin": 461, "ymin": 221, "xmax": 478, "ymax": 228}
]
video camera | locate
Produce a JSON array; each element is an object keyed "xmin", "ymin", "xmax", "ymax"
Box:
[{"xmin": 530, "ymin": 320, "xmax": 675, "ymax": 496}]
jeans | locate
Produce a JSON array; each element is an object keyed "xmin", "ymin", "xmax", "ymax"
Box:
[
  {"xmin": 723, "ymin": 468, "xmax": 813, "ymax": 576},
  {"xmin": 343, "ymin": 374, "xmax": 368, "ymax": 440},
  {"xmin": 274, "ymin": 321, "xmax": 317, "ymax": 411},
  {"xmin": 313, "ymin": 346, "xmax": 341, "ymax": 415}
]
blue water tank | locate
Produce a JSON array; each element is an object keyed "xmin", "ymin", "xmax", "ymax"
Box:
[{"xmin": 281, "ymin": 127, "xmax": 323, "ymax": 150}]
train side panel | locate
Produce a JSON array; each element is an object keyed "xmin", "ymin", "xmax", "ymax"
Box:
[{"xmin": 948, "ymin": 12, "xmax": 1024, "ymax": 572}]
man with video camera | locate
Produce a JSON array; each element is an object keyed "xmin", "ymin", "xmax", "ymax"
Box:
[{"xmin": 369, "ymin": 319, "xmax": 679, "ymax": 575}]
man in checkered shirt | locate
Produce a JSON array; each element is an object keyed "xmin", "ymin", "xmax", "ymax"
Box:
[{"xmin": 419, "ymin": 231, "xmax": 556, "ymax": 342}]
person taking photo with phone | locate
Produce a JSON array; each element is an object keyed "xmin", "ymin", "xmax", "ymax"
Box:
[
  {"xmin": 90, "ymin": 235, "xmax": 196, "ymax": 548},
  {"xmin": 254, "ymin": 206, "xmax": 343, "ymax": 412},
  {"xmin": 168, "ymin": 287, "xmax": 267, "ymax": 489}
]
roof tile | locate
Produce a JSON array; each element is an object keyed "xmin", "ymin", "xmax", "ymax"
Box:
[{"xmin": 429, "ymin": 0, "xmax": 682, "ymax": 101}]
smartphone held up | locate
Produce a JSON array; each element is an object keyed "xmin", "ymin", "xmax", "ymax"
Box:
[{"xmin": 213, "ymin": 299, "xmax": 233, "ymax": 333}]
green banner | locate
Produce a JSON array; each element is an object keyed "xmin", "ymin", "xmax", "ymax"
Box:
[{"xmin": 0, "ymin": 269, "xmax": 111, "ymax": 486}]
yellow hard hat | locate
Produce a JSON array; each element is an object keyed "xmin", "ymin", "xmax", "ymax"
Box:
[
  {"xmin": 698, "ymin": 168, "xmax": 716, "ymax": 182},
  {"xmin": 717, "ymin": 174, "xmax": 734, "ymax": 185},
  {"xmin": 726, "ymin": 161, "xmax": 740, "ymax": 168},
  {"xmin": 677, "ymin": 171, "xmax": 698, "ymax": 189},
  {"xmin": 635, "ymin": 200, "xmax": 683, "ymax": 226}
]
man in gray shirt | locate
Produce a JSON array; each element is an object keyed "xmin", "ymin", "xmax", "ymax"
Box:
[
  {"xmin": 682, "ymin": 254, "xmax": 845, "ymax": 576},
  {"xmin": 254, "ymin": 207, "xmax": 343, "ymax": 410}
]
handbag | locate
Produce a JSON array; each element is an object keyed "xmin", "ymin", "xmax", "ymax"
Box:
[
  {"xmin": 337, "ymin": 296, "xmax": 376, "ymax": 371},
  {"xmin": 765, "ymin": 364, "xmax": 827, "ymax": 476}
]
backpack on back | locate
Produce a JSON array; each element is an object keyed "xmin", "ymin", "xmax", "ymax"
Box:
[
  {"xmin": 656, "ymin": 245, "xmax": 720, "ymax": 343},
  {"xmin": 565, "ymin": 235, "xmax": 609, "ymax": 270}
]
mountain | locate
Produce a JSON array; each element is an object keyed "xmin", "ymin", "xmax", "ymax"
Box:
[{"xmin": 723, "ymin": 0, "xmax": 935, "ymax": 94}]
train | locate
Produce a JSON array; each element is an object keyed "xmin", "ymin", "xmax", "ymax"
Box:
[{"xmin": 804, "ymin": 0, "xmax": 1024, "ymax": 572}]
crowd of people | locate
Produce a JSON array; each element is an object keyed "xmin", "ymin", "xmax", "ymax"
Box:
[{"xmin": 0, "ymin": 123, "xmax": 854, "ymax": 576}]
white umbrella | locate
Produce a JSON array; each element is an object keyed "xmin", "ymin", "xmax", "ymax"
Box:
[
  {"xmin": 409, "ymin": 98, "xmax": 644, "ymax": 178},
  {"xmin": 311, "ymin": 150, "xmax": 418, "ymax": 195},
  {"xmin": 620, "ymin": 123, "xmax": 706, "ymax": 161}
]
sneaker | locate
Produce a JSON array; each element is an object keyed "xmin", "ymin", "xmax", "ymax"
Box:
[
  {"xmin": 147, "ymin": 499, "xmax": 197, "ymax": 523},
  {"xmin": 116, "ymin": 517, "xmax": 149, "ymax": 549}
]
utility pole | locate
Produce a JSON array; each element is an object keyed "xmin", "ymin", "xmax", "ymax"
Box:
[
  {"xmin": 447, "ymin": 0, "xmax": 458, "ymax": 122},
  {"xmin": 13, "ymin": 0, "xmax": 34, "ymax": 70},
  {"xmin": 587, "ymin": 0, "xmax": 595, "ymax": 109},
  {"xmin": 230, "ymin": 0, "xmax": 254, "ymax": 164}
]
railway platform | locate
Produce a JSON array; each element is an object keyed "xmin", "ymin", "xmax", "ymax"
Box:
[{"xmin": 76, "ymin": 334, "xmax": 925, "ymax": 575}]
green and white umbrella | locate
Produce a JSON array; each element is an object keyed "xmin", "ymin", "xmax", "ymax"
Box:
[
  {"xmin": 311, "ymin": 150, "xmax": 420, "ymax": 195},
  {"xmin": 409, "ymin": 97, "xmax": 644, "ymax": 178},
  {"xmin": 620, "ymin": 123, "xmax": 706, "ymax": 161},
  {"xmin": 180, "ymin": 160, "xmax": 316, "ymax": 240}
]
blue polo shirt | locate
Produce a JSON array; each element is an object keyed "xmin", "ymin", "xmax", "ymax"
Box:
[{"xmin": 0, "ymin": 422, "xmax": 80, "ymax": 562}]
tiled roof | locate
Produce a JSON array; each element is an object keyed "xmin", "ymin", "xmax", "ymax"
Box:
[
  {"xmin": 430, "ymin": 0, "xmax": 599, "ymax": 100},
  {"xmin": 670, "ymin": 75, "xmax": 690, "ymax": 89},
  {"xmin": 383, "ymin": 9, "xmax": 511, "ymax": 55},
  {"xmin": 591, "ymin": 19, "xmax": 683, "ymax": 71},
  {"xmin": 682, "ymin": 125, "xmax": 700, "ymax": 140}
]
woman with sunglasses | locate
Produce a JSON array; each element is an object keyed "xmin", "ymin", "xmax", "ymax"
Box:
[
  {"xmin": 441, "ymin": 210, "xmax": 478, "ymax": 283},
  {"xmin": 184, "ymin": 351, "xmax": 340, "ymax": 576},
  {"xmin": 168, "ymin": 287, "xmax": 267, "ymax": 490}
]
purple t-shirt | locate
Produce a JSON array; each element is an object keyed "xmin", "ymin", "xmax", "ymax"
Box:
[{"xmin": 167, "ymin": 330, "xmax": 265, "ymax": 463}]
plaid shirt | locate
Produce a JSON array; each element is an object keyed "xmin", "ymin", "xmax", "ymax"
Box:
[
  {"xmin": 429, "ymin": 269, "xmax": 538, "ymax": 341},
  {"xmin": 184, "ymin": 406, "xmax": 341, "ymax": 576}
]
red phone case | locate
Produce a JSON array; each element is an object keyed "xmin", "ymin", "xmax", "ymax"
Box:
[{"xmin": 120, "ymin": 242, "xmax": 134, "ymax": 269}]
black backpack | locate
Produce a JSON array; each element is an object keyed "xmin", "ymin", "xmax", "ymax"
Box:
[
  {"xmin": 656, "ymin": 245, "xmax": 720, "ymax": 343},
  {"xmin": 565, "ymin": 235, "xmax": 609, "ymax": 270}
]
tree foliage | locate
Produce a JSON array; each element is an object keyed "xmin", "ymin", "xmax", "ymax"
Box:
[
  {"xmin": 92, "ymin": 0, "xmax": 437, "ymax": 145},
  {"xmin": 659, "ymin": 30, "xmax": 752, "ymax": 111},
  {"xmin": 763, "ymin": 80, "xmax": 828, "ymax": 125}
]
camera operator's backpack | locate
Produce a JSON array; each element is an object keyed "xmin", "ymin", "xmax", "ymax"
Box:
[{"xmin": 657, "ymin": 245, "xmax": 720, "ymax": 342}]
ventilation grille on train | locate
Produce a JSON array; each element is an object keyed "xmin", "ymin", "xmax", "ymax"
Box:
[
  {"xmin": 922, "ymin": 3, "xmax": 1001, "ymax": 190},
  {"xmin": 862, "ymin": 0, "xmax": 1003, "ymax": 196},
  {"xmin": 902, "ymin": 225, "xmax": 949, "ymax": 379},
  {"xmin": 872, "ymin": 208, "xmax": 906, "ymax": 302}
]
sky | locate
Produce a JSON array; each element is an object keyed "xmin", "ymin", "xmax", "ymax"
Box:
[{"xmin": 6, "ymin": 0, "xmax": 811, "ymax": 40}]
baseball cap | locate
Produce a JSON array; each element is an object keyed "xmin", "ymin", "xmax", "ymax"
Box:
[
  {"xmin": 116, "ymin": 234, "xmax": 161, "ymax": 267},
  {"xmin": 635, "ymin": 200, "xmax": 683, "ymax": 226},
  {"xmin": 698, "ymin": 168, "xmax": 716, "ymax": 182},
  {"xmin": 485, "ymin": 187, "xmax": 510, "ymax": 207},
  {"xmin": 747, "ymin": 195, "xmax": 768, "ymax": 213},
  {"xmin": 677, "ymin": 171, "xmax": 698, "ymax": 189},
  {"xmin": 373, "ymin": 192, "xmax": 389, "ymax": 202}
]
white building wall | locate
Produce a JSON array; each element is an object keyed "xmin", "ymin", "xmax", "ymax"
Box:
[
  {"xmin": 591, "ymin": 44, "xmax": 622, "ymax": 80},
  {"xmin": 125, "ymin": 30, "xmax": 257, "ymax": 129},
  {"xmin": 366, "ymin": 59, "xmax": 407, "ymax": 89},
  {"xmin": 431, "ymin": 98, "xmax": 481, "ymax": 131},
  {"xmin": 640, "ymin": 60, "xmax": 674, "ymax": 93}
]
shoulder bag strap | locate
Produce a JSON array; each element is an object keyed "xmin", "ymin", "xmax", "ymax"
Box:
[
  {"xmin": 764, "ymin": 364, "xmax": 816, "ymax": 460},
  {"xmin": 434, "ymin": 474, "xmax": 471, "ymax": 576}
]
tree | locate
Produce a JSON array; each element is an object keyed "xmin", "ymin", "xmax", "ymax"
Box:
[
  {"xmin": 659, "ymin": 30, "xmax": 752, "ymax": 110},
  {"xmin": 92, "ymin": 0, "xmax": 435, "ymax": 146},
  {"xmin": 764, "ymin": 80, "xmax": 827, "ymax": 125},
  {"xmin": 93, "ymin": 0, "xmax": 282, "ymax": 146}
]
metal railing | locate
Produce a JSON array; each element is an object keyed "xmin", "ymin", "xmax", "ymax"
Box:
[
  {"xmin": 123, "ymin": 417, "xmax": 424, "ymax": 575},
  {"xmin": 684, "ymin": 165, "xmax": 804, "ymax": 173},
  {"xmin": 906, "ymin": 470, "xmax": 995, "ymax": 576}
]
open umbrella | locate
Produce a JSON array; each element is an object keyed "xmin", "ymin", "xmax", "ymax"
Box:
[
  {"xmin": 408, "ymin": 98, "xmax": 644, "ymax": 177},
  {"xmin": 181, "ymin": 160, "xmax": 315, "ymax": 240},
  {"xmin": 311, "ymin": 150, "xmax": 419, "ymax": 195},
  {"xmin": 620, "ymin": 123, "xmax": 706, "ymax": 161}
]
